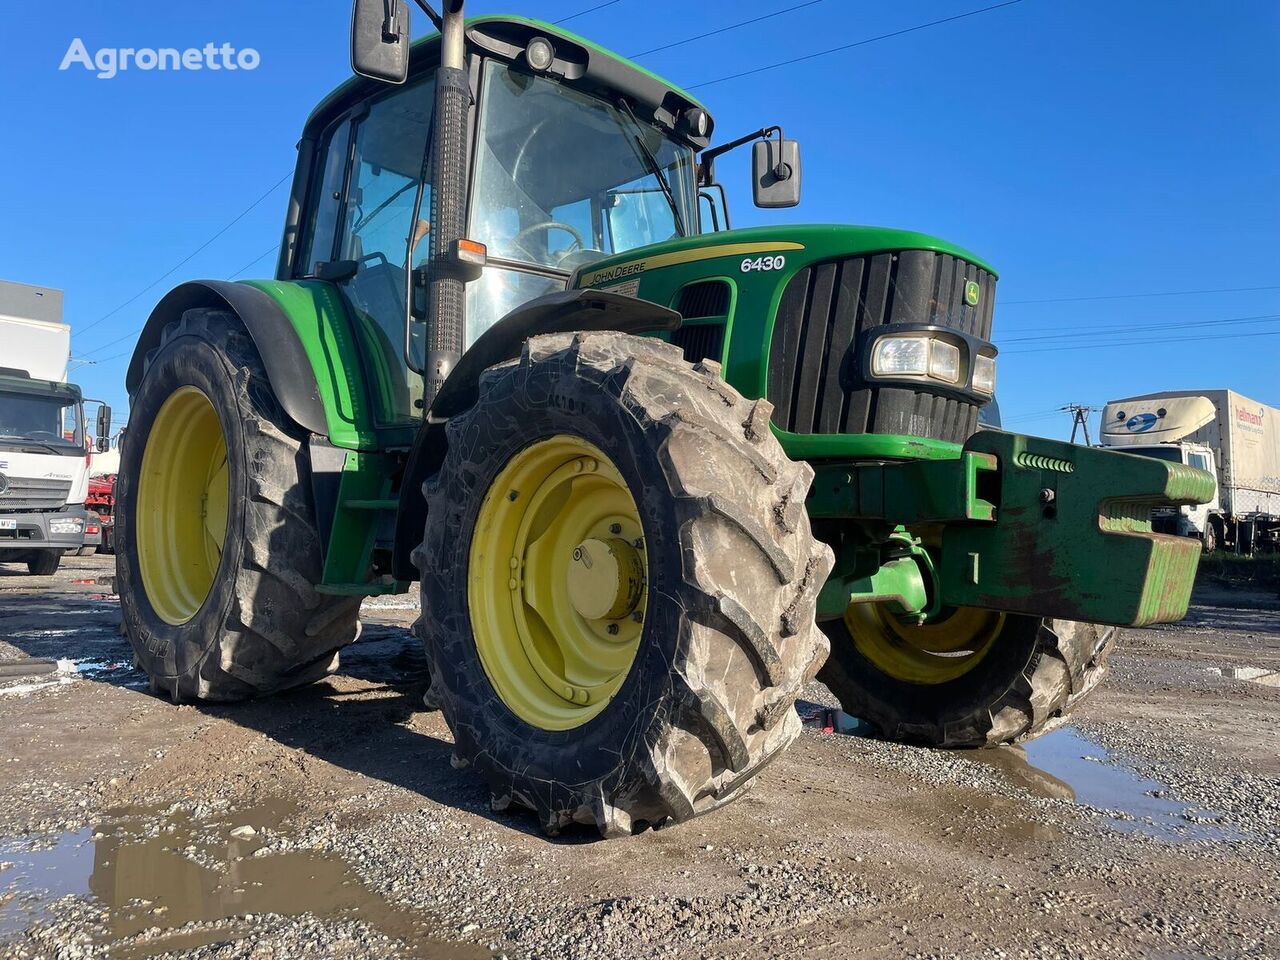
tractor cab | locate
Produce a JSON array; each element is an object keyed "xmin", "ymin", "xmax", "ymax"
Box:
[{"xmin": 282, "ymin": 16, "xmax": 731, "ymax": 427}]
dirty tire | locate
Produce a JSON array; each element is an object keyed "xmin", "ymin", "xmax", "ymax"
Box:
[
  {"xmin": 117, "ymin": 308, "xmax": 361, "ymax": 702},
  {"xmin": 415, "ymin": 332, "xmax": 833, "ymax": 837},
  {"xmin": 27, "ymin": 550, "xmax": 60, "ymax": 576},
  {"xmin": 818, "ymin": 616, "xmax": 1117, "ymax": 747}
]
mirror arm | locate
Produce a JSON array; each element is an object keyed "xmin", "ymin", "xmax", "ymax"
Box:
[
  {"xmin": 698, "ymin": 126, "xmax": 780, "ymax": 186},
  {"xmin": 410, "ymin": 0, "xmax": 444, "ymax": 31}
]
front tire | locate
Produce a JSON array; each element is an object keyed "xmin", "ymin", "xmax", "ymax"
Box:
[
  {"xmin": 819, "ymin": 609, "xmax": 1116, "ymax": 747},
  {"xmin": 27, "ymin": 550, "xmax": 60, "ymax": 576},
  {"xmin": 415, "ymin": 332, "xmax": 832, "ymax": 836},
  {"xmin": 117, "ymin": 308, "xmax": 361, "ymax": 702}
]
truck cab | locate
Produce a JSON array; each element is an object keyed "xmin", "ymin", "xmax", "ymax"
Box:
[
  {"xmin": 0, "ymin": 370, "xmax": 90, "ymax": 573},
  {"xmin": 0, "ymin": 280, "xmax": 111, "ymax": 575}
]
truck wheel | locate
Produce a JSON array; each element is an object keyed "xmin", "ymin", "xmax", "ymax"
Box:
[
  {"xmin": 1202, "ymin": 521, "xmax": 1217, "ymax": 554},
  {"xmin": 818, "ymin": 607, "xmax": 1116, "ymax": 747},
  {"xmin": 117, "ymin": 308, "xmax": 361, "ymax": 702},
  {"xmin": 27, "ymin": 550, "xmax": 60, "ymax": 576},
  {"xmin": 415, "ymin": 332, "xmax": 832, "ymax": 837}
]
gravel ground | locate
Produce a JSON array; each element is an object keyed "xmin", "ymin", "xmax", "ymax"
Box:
[{"xmin": 0, "ymin": 555, "xmax": 1277, "ymax": 959}]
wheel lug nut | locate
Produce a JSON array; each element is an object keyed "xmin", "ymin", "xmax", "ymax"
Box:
[
  {"xmin": 609, "ymin": 523, "xmax": 622, "ymax": 534},
  {"xmin": 607, "ymin": 623, "xmax": 619, "ymax": 635}
]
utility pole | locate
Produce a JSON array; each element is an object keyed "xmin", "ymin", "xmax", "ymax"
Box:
[{"xmin": 1064, "ymin": 404, "xmax": 1093, "ymax": 446}]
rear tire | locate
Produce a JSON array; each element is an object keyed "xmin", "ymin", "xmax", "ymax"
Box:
[
  {"xmin": 819, "ymin": 613, "xmax": 1116, "ymax": 747},
  {"xmin": 117, "ymin": 308, "xmax": 361, "ymax": 702},
  {"xmin": 415, "ymin": 332, "xmax": 832, "ymax": 836},
  {"xmin": 27, "ymin": 550, "xmax": 60, "ymax": 576}
]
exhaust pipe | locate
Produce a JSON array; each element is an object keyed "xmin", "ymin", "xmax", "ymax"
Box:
[{"xmin": 423, "ymin": 0, "xmax": 468, "ymax": 408}]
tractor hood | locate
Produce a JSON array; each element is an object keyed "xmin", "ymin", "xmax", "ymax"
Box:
[{"xmin": 570, "ymin": 224, "xmax": 996, "ymax": 293}]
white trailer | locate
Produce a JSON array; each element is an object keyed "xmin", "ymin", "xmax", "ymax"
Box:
[
  {"xmin": 1101, "ymin": 389, "xmax": 1280, "ymax": 553},
  {"xmin": 0, "ymin": 280, "xmax": 107, "ymax": 574}
]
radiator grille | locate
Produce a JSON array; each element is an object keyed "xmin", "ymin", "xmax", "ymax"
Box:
[
  {"xmin": 675, "ymin": 280, "xmax": 731, "ymax": 319},
  {"xmin": 0, "ymin": 476, "xmax": 74, "ymax": 512},
  {"xmin": 670, "ymin": 324, "xmax": 725, "ymax": 365},
  {"xmin": 767, "ymin": 251, "xmax": 996, "ymax": 442}
]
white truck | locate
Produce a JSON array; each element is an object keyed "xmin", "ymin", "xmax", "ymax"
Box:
[
  {"xmin": 0, "ymin": 280, "xmax": 110, "ymax": 575},
  {"xmin": 1101, "ymin": 390, "xmax": 1280, "ymax": 554}
]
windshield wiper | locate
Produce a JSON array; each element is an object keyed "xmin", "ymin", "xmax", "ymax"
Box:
[
  {"xmin": 615, "ymin": 99, "xmax": 686, "ymax": 238},
  {"xmin": 0, "ymin": 435, "xmax": 61, "ymax": 454}
]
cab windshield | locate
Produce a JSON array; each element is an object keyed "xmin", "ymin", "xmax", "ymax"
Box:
[
  {"xmin": 468, "ymin": 60, "xmax": 698, "ymax": 341},
  {"xmin": 0, "ymin": 388, "xmax": 84, "ymax": 456}
]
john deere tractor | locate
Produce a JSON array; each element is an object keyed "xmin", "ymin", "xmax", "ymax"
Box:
[{"xmin": 117, "ymin": 1, "xmax": 1213, "ymax": 836}]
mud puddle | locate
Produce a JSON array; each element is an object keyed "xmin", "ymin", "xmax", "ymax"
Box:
[
  {"xmin": 1208, "ymin": 664, "xmax": 1280, "ymax": 687},
  {"xmin": 983, "ymin": 727, "xmax": 1242, "ymax": 842},
  {"xmin": 0, "ymin": 801, "xmax": 480, "ymax": 959},
  {"xmin": 802, "ymin": 706, "xmax": 1242, "ymax": 844}
]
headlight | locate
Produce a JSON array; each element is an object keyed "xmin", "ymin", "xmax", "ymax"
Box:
[
  {"xmin": 49, "ymin": 517, "xmax": 84, "ymax": 534},
  {"xmin": 973, "ymin": 353, "xmax": 997, "ymax": 396},
  {"xmin": 866, "ymin": 329, "xmax": 997, "ymax": 399},
  {"xmin": 525, "ymin": 36, "xmax": 556, "ymax": 72},
  {"xmin": 871, "ymin": 337, "xmax": 930, "ymax": 377},
  {"xmin": 871, "ymin": 334, "xmax": 962, "ymax": 384},
  {"xmin": 928, "ymin": 340, "xmax": 961, "ymax": 384}
]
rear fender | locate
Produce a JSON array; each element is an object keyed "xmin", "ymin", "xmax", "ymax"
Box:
[{"xmin": 125, "ymin": 280, "xmax": 328, "ymax": 437}]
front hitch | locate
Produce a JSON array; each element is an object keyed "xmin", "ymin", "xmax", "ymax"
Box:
[{"xmin": 809, "ymin": 431, "xmax": 1215, "ymax": 627}]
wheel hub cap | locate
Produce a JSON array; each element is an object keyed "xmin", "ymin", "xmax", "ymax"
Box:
[{"xmin": 567, "ymin": 537, "xmax": 644, "ymax": 622}]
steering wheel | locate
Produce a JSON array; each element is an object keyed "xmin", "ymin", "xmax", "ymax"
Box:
[
  {"xmin": 27, "ymin": 430, "xmax": 60, "ymax": 440},
  {"xmin": 511, "ymin": 221, "xmax": 586, "ymax": 262}
]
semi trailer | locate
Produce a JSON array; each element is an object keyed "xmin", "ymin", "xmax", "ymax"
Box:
[
  {"xmin": 114, "ymin": 1, "xmax": 1213, "ymax": 837},
  {"xmin": 1102, "ymin": 390, "xmax": 1280, "ymax": 553}
]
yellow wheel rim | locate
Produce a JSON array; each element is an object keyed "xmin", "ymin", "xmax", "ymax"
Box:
[
  {"xmin": 846, "ymin": 603, "xmax": 1004, "ymax": 685},
  {"xmin": 468, "ymin": 435, "xmax": 648, "ymax": 731},
  {"xmin": 136, "ymin": 386, "xmax": 229, "ymax": 625}
]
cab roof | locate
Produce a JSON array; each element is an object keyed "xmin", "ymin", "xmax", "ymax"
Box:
[{"xmin": 305, "ymin": 15, "xmax": 712, "ymax": 146}]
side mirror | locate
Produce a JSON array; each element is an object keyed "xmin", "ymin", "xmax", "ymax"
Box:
[
  {"xmin": 95, "ymin": 404, "xmax": 111, "ymax": 452},
  {"xmin": 752, "ymin": 138, "xmax": 802, "ymax": 208},
  {"xmin": 351, "ymin": 0, "xmax": 411, "ymax": 84}
]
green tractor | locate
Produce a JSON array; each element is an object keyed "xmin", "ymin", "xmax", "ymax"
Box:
[{"xmin": 117, "ymin": 1, "xmax": 1213, "ymax": 836}]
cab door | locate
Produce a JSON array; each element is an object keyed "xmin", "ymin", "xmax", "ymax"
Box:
[{"xmin": 299, "ymin": 73, "xmax": 436, "ymax": 431}]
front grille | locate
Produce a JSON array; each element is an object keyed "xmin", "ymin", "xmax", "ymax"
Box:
[
  {"xmin": 675, "ymin": 280, "xmax": 731, "ymax": 319},
  {"xmin": 767, "ymin": 251, "xmax": 996, "ymax": 442},
  {"xmin": 0, "ymin": 476, "xmax": 73, "ymax": 512},
  {"xmin": 670, "ymin": 323, "xmax": 725, "ymax": 365}
]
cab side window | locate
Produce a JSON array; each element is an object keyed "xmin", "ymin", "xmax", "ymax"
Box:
[
  {"xmin": 298, "ymin": 76, "xmax": 435, "ymax": 426},
  {"xmin": 300, "ymin": 121, "xmax": 352, "ymax": 274}
]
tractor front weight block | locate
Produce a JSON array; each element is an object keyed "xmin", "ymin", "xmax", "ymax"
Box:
[{"xmin": 810, "ymin": 431, "xmax": 1216, "ymax": 628}]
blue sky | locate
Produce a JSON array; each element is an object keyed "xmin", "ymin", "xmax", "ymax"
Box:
[{"xmin": 1, "ymin": 0, "xmax": 1276, "ymax": 438}]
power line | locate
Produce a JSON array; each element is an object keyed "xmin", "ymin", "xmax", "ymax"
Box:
[
  {"xmin": 998, "ymin": 313, "xmax": 1280, "ymax": 344},
  {"xmin": 1003, "ymin": 283, "xmax": 1280, "ymax": 306},
  {"xmin": 1004, "ymin": 329, "xmax": 1280, "ymax": 355},
  {"xmin": 687, "ymin": 0, "xmax": 1026, "ymax": 90},
  {"xmin": 629, "ymin": 0, "xmax": 827, "ymax": 59},
  {"xmin": 74, "ymin": 172, "xmax": 292, "ymax": 340},
  {"xmin": 229, "ymin": 243, "xmax": 281, "ymax": 280},
  {"xmin": 83, "ymin": 240, "xmax": 284, "ymax": 361},
  {"xmin": 554, "ymin": 0, "xmax": 623, "ymax": 25}
]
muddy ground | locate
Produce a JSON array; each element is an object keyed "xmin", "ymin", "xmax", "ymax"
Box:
[{"xmin": 0, "ymin": 554, "xmax": 1276, "ymax": 959}]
